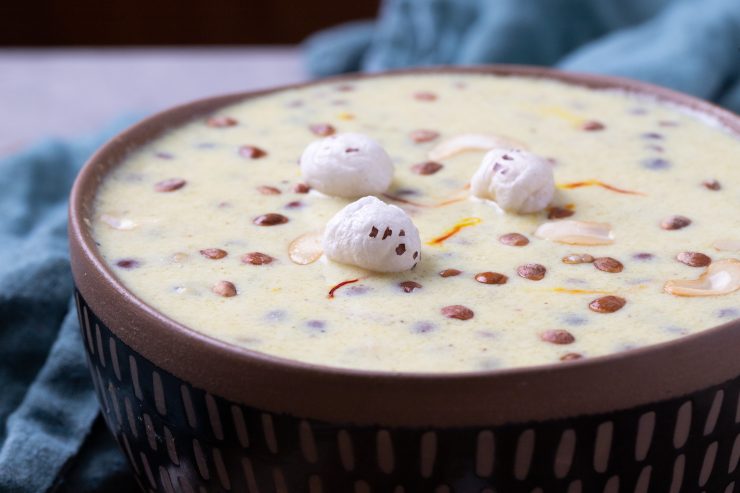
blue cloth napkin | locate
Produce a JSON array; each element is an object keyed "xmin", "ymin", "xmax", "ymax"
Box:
[
  {"xmin": 304, "ymin": 0, "xmax": 740, "ymax": 112},
  {"xmin": 0, "ymin": 120, "xmax": 139, "ymax": 493}
]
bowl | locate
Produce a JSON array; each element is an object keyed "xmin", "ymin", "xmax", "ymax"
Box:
[{"xmin": 69, "ymin": 66, "xmax": 740, "ymax": 493}]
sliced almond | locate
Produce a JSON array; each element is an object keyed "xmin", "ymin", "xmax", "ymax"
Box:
[
  {"xmin": 713, "ymin": 238, "xmax": 740, "ymax": 252},
  {"xmin": 427, "ymin": 133, "xmax": 527, "ymax": 161},
  {"xmin": 288, "ymin": 231, "xmax": 323, "ymax": 265},
  {"xmin": 100, "ymin": 214, "xmax": 137, "ymax": 230},
  {"xmin": 535, "ymin": 220, "xmax": 614, "ymax": 245},
  {"xmin": 664, "ymin": 259, "xmax": 740, "ymax": 297}
]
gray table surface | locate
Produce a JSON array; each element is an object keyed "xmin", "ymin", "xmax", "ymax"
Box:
[{"xmin": 0, "ymin": 47, "xmax": 307, "ymax": 157}]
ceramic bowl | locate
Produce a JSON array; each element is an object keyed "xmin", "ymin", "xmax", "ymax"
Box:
[{"xmin": 69, "ymin": 66, "xmax": 740, "ymax": 493}]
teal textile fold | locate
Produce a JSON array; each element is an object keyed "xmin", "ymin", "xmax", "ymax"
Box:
[
  {"xmin": 0, "ymin": 119, "xmax": 139, "ymax": 493},
  {"xmin": 303, "ymin": 0, "xmax": 740, "ymax": 112}
]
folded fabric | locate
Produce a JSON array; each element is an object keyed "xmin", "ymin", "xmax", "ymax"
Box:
[
  {"xmin": 303, "ymin": 0, "xmax": 740, "ymax": 112},
  {"xmin": 0, "ymin": 118, "xmax": 139, "ymax": 493}
]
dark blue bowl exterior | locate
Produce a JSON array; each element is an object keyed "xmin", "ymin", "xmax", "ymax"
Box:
[{"xmin": 76, "ymin": 289, "xmax": 740, "ymax": 493}]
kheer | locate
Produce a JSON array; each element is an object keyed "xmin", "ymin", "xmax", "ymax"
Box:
[{"xmin": 91, "ymin": 73, "xmax": 740, "ymax": 372}]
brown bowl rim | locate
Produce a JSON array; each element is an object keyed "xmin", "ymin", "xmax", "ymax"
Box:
[{"xmin": 69, "ymin": 64, "xmax": 740, "ymax": 427}]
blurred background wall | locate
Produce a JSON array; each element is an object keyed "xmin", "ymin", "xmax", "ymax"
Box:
[
  {"xmin": 0, "ymin": 0, "xmax": 380, "ymax": 46},
  {"xmin": 1, "ymin": 0, "xmax": 384, "ymax": 155}
]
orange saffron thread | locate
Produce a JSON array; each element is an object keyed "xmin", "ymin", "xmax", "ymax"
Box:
[
  {"xmin": 557, "ymin": 180, "xmax": 645, "ymax": 195},
  {"xmin": 328, "ymin": 278, "xmax": 360, "ymax": 298},
  {"xmin": 552, "ymin": 287, "xmax": 613, "ymax": 295},
  {"xmin": 427, "ymin": 217, "xmax": 482, "ymax": 245}
]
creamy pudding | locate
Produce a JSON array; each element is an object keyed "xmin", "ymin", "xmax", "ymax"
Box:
[{"xmin": 91, "ymin": 73, "xmax": 740, "ymax": 372}]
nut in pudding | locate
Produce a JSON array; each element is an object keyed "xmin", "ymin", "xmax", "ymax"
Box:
[
  {"xmin": 212, "ymin": 280, "xmax": 237, "ymax": 297},
  {"xmin": 517, "ymin": 263, "xmax": 547, "ymax": 281},
  {"xmin": 589, "ymin": 296, "xmax": 627, "ymax": 313},
  {"xmin": 499, "ymin": 233, "xmax": 529, "ymax": 246},
  {"xmin": 475, "ymin": 272, "xmax": 508, "ymax": 285}
]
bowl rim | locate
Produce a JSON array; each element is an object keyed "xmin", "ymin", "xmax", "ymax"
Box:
[{"xmin": 69, "ymin": 64, "xmax": 740, "ymax": 427}]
